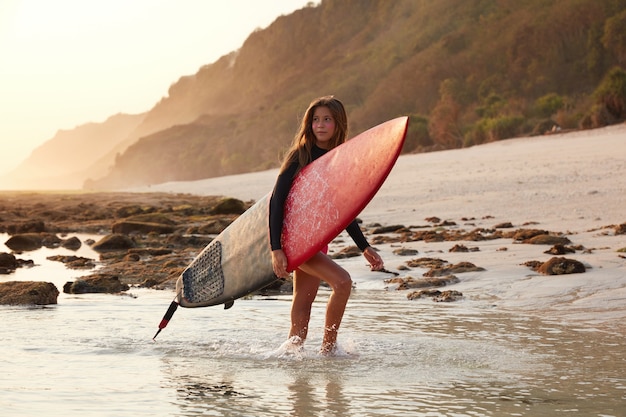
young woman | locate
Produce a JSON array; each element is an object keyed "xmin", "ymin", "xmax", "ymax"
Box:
[{"xmin": 269, "ymin": 96, "xmax": 384, "ymax": 354}]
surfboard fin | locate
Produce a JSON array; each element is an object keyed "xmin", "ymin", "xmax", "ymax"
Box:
[{"xmin": 224, "ymin": 300, "xmax": 234, "ymax": 310}]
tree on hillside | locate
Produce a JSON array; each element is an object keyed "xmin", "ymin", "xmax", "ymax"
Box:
[
  {"xmin": 428, "ymin": 79, "xmax": 464, "ymax": 149},
  {"xmin": 602, "ymin": 10, "xmax": 626, "ymax": 66}
]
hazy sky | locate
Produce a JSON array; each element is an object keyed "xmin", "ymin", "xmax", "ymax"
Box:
[{"xmin": 0, "ymin": 0, "xmax": 312, "ymax": 175}]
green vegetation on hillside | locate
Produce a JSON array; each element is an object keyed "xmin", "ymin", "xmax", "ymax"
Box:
[{"xmin": 85, "ymin": 0, "xmax": 626, "ymax": 189}]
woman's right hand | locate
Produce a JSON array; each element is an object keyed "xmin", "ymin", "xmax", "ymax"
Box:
[{"xmin": 272, "ymin": 249, "xmax": 290, "ymax": 278}]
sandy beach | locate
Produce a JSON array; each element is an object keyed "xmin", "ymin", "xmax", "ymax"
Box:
[{"xmin": 137, "ymin": 123, "xmax": 626, "ymax": 330}]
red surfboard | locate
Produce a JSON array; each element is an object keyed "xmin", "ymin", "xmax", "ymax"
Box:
[
  {"xmin": 174, "ymin": 117, "xmax": 408, "ymax": 308},
  {"xmin": 282, "ymin": 116, "xmax": 409, "ymax": 271}
]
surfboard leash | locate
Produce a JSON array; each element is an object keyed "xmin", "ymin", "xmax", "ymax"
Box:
[{"xmin": 152, "ymin": 292, "xmax": 180, "ymax": 341}]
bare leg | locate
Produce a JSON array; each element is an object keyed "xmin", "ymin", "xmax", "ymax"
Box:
[
  {"xmin": 289, "ymin": 268, "xmax": 320, "ymax": 343},
  {"xmin": 296, "ymin": 252, "xmax": 352, "ymax": 354}
]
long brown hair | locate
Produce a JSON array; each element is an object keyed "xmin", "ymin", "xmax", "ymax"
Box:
[{"xmin": 279, "ymin": 96, "xmax": 348, "ymax": 175}]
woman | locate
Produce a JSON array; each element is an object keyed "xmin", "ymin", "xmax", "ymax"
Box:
[{"xmin": 269, "ymin": 96, "xmax": 384, "ymax": 354}]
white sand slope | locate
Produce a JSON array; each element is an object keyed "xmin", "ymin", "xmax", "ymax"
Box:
[{"xmin": 135, "ymin": 123, "xmax": 626, "ymax": 329}]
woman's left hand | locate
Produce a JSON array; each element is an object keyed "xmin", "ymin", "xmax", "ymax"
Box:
[{"xmin": 363, "ymin": 246, "xmax": 384, "ymax": 271}]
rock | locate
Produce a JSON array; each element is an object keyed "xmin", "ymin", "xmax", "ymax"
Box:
[
  {"xmin": 5, "ymin": 233, "xmax": 62, "ymax": 251},
  {"xmin": 211, "ymin": 198, "xmax": 246, "ymax": 215},
  {"xmin": 47, "ymin": 255, "xmax": 96, "ymax": 269},
  {"xmin": 392, "ymin": 248, "xmax": 419, "ymax": 256},
  {"xmin": 524, "ymin": 234, "xmax": 571, "ymax": 245},
  {"xmin": 193, "ymin": 218, "xmax": 233, "ymax": 235},
  {"xmin": 6, "ymin": 220, "xmax": 46, "ymax": 234},
  {"xmin": 385, "ymin": 275, "xmax": 459, "ymax": 290},
  {"xmin": 372, "ymin": 225, "xmax": 407, "ymax": 234},
  {"xmin": 128, "ymin": 248, "xmax": 173, "ymax": 257},
  {"xmin": 449, "ymin": 244, "xmax": 480, "ymax": 252},
  {"xmin": 61, "ymin": 236, "xmax": 82, "ymax": 250},
  {"xmin": 111, "ymin": 221, "xmax": 176, "ymax": 235},
  {"xmin": 522, "ymin": 260, "xmax": 544, "ymax": 271},
  {"xmin": 63, "ymin": 274, "xmax": 129, "ymax": 294},
  {"xmin": 537, "ymin": 257, "xmax": 586, "ymax": 275},
  {"xmin": 544, "ymin": 244, "xmax": 575, "ymax": 255},
  {"xmin": 512, "ymin": 229, "xmax": 549, "ymax": 241},
  {"xmin": 494, "ymin": 222, "xmax": 514, "ymax": 228},
  {"xmin": 0, "ymin": 281, "xmax": 59, "ymax": 305},
  {"xmin": 92, "ymin": 234, "xmax": 135, "ymax": 252},
  {"xmin": 10, "ymin": 234, "xmax": 44, "ymax": 251},
  {"xmin": 407, "ymin": 289, "xmax": 463, "ymax": 302},
  {"xmin": 0, "ymin": 252, "xmax": 18, "ymax": 270},
  {"xmin": 330, "ymin": 246, "xmax": 362, "ymax": 259},
  {"xmin": 125, "ymin": 213, "xmax": 176, "ymax": 225},
  {"xmin": 165, "ymin": 233, "xmax": 213, "ymax": 248},
  {"xmin": 423, "ymin": 261, "xmax": 485, "ymax": 277},
  {"xmin": 615, "ymin": 223, "xmax": 626, "ymax": 235},
  {"xmin": 434, "ymin": 290, "xmax": 464, "ymax": 302},
  {"xmin": 406, "ymin": 257, "xmax": 448, "ymax": 269}
]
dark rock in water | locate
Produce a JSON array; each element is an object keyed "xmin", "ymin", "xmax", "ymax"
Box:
[
  {"xmin": 537, "ymin": 257, "xmax": 586, "ymax": 275},
  {"xmin": 91, "ymin": 234, "xmax": 135, "ymax": 252},
  {"xmin": 407, "ymin": 289, "xmax": 463, "ymax": 302},
  {"xmin": 111, "ymin": 221, "xmax": 176, "ymax": 235},
  {"xmin": 5, "ymin": 233, "xmax": 62, "ymax": 251},
  {"xmin": 63, "ymin": 274, "xmax": 129, "ymax": 294},
  {"xmin": 6, "ymin": 234, "xmax": 42, "ymax": 251},
  {"xmin": 0, "ymin": 281, "xmax": 59, "ymax": 305},
  {"xmin": 0, "ymin": 252, "xmax": 18, "ymax": 271},
  {"xmin": 433, "ymin": 290, "xmax": 464, "ymax": 302},
  {"xmin": 61, "ymin": 236, "xmax": 82, "ymax": 250},
  {"xmin": 47, "ymin": 255, "xmax": 96, "ymax": 269}
]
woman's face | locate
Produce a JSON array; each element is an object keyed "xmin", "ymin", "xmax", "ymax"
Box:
[{"xmin": 311, "ymin": 106, "xmax": 336, "ymax": 149}]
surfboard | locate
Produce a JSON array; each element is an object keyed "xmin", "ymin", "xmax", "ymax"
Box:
[{"xmin": 175, "ymin": 116, "xmax": 408, "ymax": 309}]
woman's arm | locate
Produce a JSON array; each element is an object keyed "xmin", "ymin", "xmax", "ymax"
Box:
[
  {"xmin": 345, "ymin": 220, "xmax": 384, "ymax": 270},
  {"xmin": 269, "ymin": 163, "xmax": 298, "ymax": 251},
  {"xmin": 269, "ymin": 162, "xmax": 299, "ymax": 277}
]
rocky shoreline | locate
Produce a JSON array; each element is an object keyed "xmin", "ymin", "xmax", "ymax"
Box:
[{"xmin": 1, "ymin": 191, "xmax": 624, "ymax": 305}]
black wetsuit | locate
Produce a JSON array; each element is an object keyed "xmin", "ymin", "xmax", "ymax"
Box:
[{"xmin": 269, "ymin": 144, "xmax": 370, "ymax": 252}]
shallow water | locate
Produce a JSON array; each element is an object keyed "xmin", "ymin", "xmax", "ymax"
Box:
[{"xmin": 1, "ymin": 236, "xmax": 625, "ymax": 416}]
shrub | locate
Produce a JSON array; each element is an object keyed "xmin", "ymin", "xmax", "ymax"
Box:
[
  {"xmin": 404, "ymin": 115, "xmax": 431, "ymax": 152},
  {"xmin": 533, "ymin": 93, "xmax": 565, "ymax": 118},
  {"xmin": 466, "ymin": 115, "xmax": 525, "ymax": 145},
  {"xmin": 593, "ymin": 66, "xmax": 626, "ymax": 120}
]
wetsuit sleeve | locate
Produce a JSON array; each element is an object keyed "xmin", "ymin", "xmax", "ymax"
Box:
[
  {"xmin": 345, "ymin": 219, "xmax": 370, "ymax": 251},
  {"xmin": 269, "ymin": 162, "xmax": 299, "ymax": 251}
]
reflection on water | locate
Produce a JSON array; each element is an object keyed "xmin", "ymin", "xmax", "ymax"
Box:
[{"xmin": 1, "ymin": 241, "xmax": 624, "ymax": 417}]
